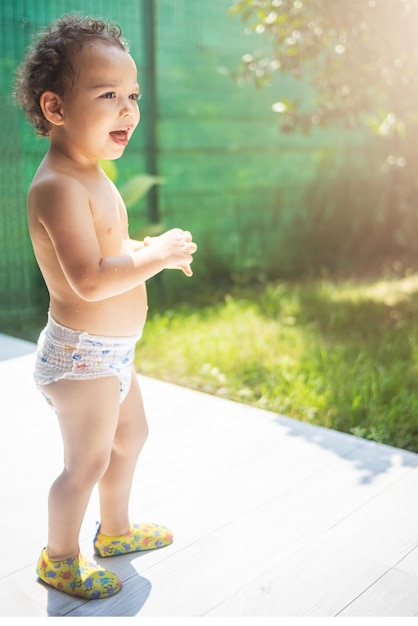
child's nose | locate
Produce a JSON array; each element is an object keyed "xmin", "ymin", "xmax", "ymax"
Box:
[{"xmin": 121, "ymin": 99, "xmax": 137, "ymax": 118}]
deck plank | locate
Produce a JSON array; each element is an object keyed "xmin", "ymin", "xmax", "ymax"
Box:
[
  {"xmin": 201, "ymin": 537, "xmax": 388, "ymax": 617},
  {"xmin": 323, "ymin": 467, "xmax": 418, "ymax": 566},
  {"xmin": 1, "ymin": 336, "xmax": 418, "ymax": 617},
  {"xmin": 339, "ymin": 568, "xmax": 418, "ymax": 617}
]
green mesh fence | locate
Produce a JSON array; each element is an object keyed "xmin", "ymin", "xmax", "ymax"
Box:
[{"xmin": 0, "ymin": 0, "xmax": 371, "ymax": 336}]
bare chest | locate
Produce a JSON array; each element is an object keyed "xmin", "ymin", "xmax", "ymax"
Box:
[{"xmin": 88, "ymin": 182, "xmax": 129, "ymax": 254}]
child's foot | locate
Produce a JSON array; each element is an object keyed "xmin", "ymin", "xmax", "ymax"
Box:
[
  {"xmin": 93, "ymin": 522, "xmax": 173, "ymax": 557},
  {"xmin": 36, "ymin": 548, "xmax": 122, "ymax": 599}
]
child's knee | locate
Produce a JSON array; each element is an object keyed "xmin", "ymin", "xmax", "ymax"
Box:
[
  {"xmin": 66, "ymin": 450, "xmax": 112, "ymax": 486},
  {"xmin": 132, "ymin": 415, "xmax": 149, "ymax": 451},
  {"xmin": 113, "ymin": 420, "xmax": 148, "ymax": 460},
  {"xmin": 141, "ymin": 419, "xmax": 149, "ymax": 443}
]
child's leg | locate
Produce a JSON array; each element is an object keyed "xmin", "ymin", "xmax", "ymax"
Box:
[
  {"xmin": 93, "ymin": 370, "xmax": 173, "ymax": 557},
  {"xmin": 40, "ymin": 376, "xmax": 121, "ymax": 560},
  {"xmin": 98, "ymin": 370, "xmax": 148, "ymax": 536}
]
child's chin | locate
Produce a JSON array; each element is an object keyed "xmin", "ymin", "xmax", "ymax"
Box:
[{"xmin": 104, "ymin": 151, "xmax": 124, "ymax": 161}]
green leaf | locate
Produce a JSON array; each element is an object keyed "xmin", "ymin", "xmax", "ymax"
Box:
[
  {"xmin": 119, "ymin": 175, "xmax": 165, "ymax": 208},
  {"xmin": 99, "ymin": 159, "xmax": 118, "ymax": 182}
]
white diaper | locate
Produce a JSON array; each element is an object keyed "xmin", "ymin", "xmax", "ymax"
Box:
[{"xmin": 34, "ymin": 313, "xmax": 141, "ymax": 405}]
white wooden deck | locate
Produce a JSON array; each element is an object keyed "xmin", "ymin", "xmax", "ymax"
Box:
[{"xmin": 2, "ymin": 332, "xmax": 418, "ymax": 618}]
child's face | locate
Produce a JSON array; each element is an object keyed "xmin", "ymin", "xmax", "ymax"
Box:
[{"xmin": 57, "ymin": 43, "xmax": 140, "ymax": 163}]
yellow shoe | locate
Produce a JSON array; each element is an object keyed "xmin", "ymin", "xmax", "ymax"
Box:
[
  {"xmin": 94, "ymin": 522, "xmax": 173, "ymax": 557},
  {"xmin": 36, "ymin": 549, "xmax": 122, "ymax": 599}
]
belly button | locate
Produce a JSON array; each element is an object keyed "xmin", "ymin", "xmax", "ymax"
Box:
[{"xmin": 107, "ymin": 227, "xmax": 113, "ymax": 235}]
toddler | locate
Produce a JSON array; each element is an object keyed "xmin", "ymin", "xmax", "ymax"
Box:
[{"xmin": 14, "ymin": 14, "xmax": 197, "ymax": 599}]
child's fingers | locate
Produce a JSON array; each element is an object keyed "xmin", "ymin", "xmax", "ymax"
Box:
[{"xmin": 180, "ymin": 264, "xmax": 193, "ymax": 277}]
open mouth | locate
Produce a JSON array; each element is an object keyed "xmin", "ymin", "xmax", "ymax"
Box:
[{"xmin": 109, "ymin": 127, "xmax": 131, "ymax": 146}]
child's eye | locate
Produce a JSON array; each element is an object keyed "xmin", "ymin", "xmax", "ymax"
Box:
[
  {"xmin": 130, "ymin": 93, "xmax": 141, "ymax": 101},
  {"xmin": 101, "ymin": 92, "xmax": 116, "ymax": 99}
]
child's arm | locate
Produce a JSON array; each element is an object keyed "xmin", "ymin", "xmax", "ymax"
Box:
[{"xmin": 29, "ymin": 175, "xmax": 196, "ymax": 302}]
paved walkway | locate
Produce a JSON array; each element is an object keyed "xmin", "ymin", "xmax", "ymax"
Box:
[{"xmin": 1, "ymin": 333, "xmax": 418, "ymax": 618}]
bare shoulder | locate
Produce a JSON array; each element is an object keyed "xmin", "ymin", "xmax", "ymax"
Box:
[{"xmin": 28, "ymin": 165, "xmax": 89, "ymax": 222}]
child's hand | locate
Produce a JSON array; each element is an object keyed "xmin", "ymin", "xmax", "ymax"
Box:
[
  {"xmin": 130, "ymin": 238, "xmax": 146, "ymax": 251},
  {"xmin": 179, "ymin": 263, "xmax": 193, "ymax": 277},
  {"xmin": 144, "ymin": 228, "xmax": 197, "ymax": 276}
]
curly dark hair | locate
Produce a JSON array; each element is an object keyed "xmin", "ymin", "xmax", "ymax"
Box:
[{"xmin": 14, "ymin": 14, "xmax": 129, "ymax": 137}]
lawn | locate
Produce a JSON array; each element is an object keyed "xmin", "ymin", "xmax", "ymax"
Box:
[{"xmin": 135, "ymin": 274, "xmax": 418, "ymax": 453}]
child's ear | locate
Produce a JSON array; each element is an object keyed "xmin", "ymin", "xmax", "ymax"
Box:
[{"xmin": 39, "ymin": 91, "xmax": 64, "ymax": 126}]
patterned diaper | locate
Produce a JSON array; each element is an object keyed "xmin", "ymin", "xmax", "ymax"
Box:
[{"xmin": 34, "ymin": 313, "xmax": 141, "ymax": 404}]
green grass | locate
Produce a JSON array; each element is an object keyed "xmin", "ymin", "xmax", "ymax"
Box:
[{"xmin": 135, "ymin": 275, "xmax": 418, "ymax": 453}]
